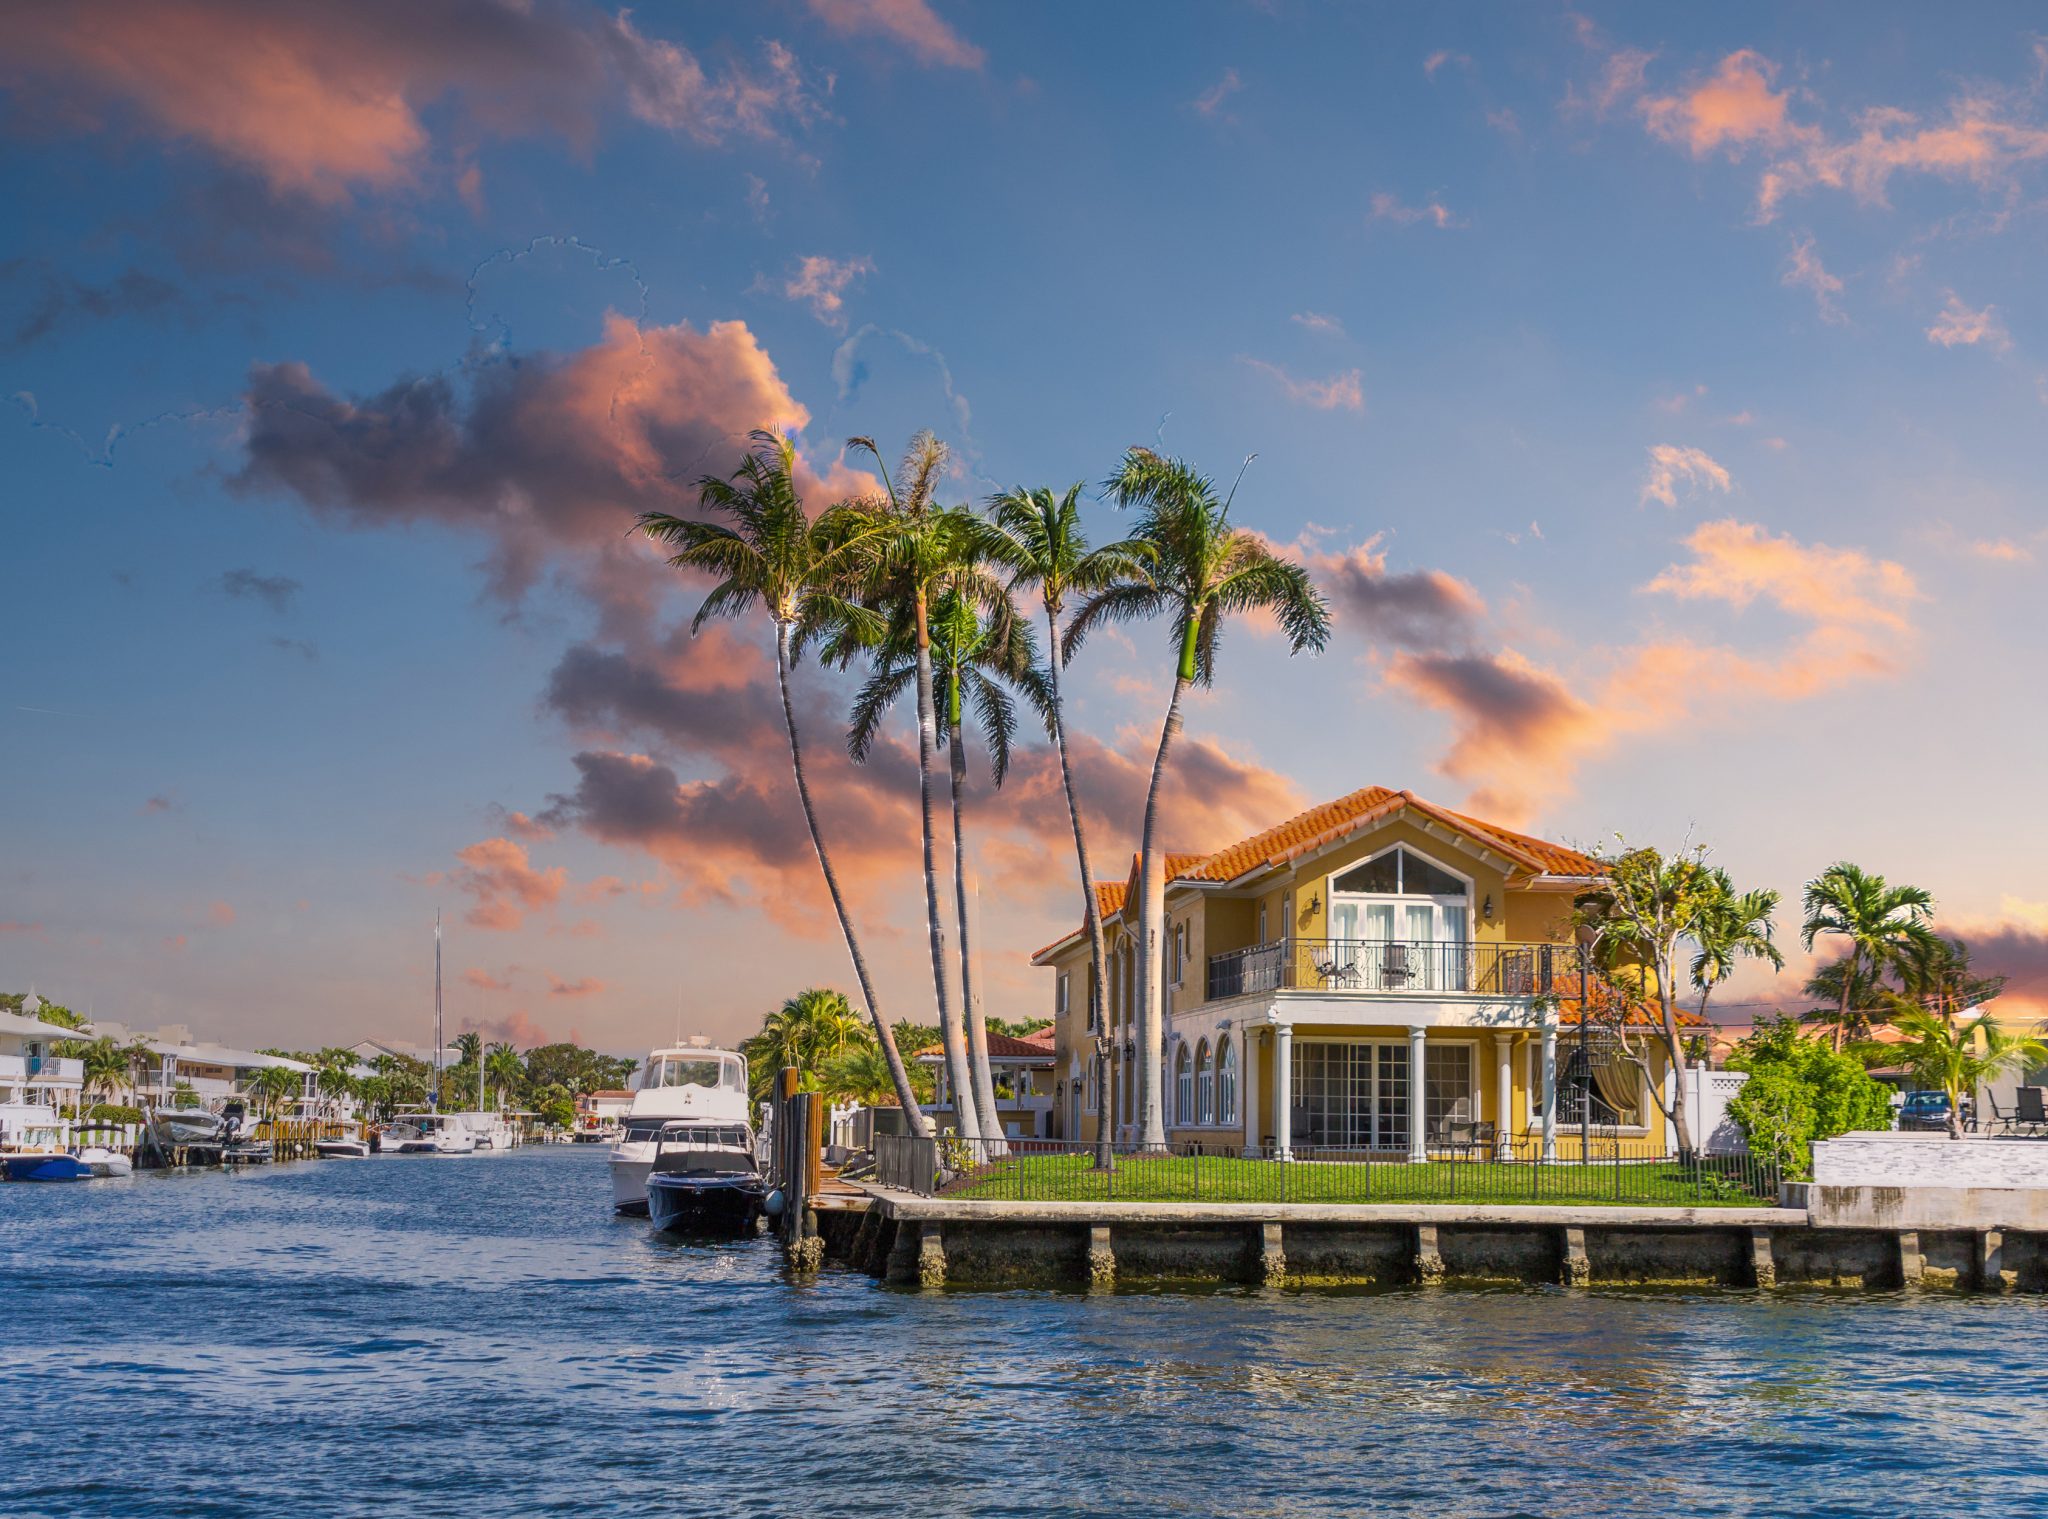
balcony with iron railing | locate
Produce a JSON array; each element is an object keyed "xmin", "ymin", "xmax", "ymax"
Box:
[{"xmin": 1206, "ymin": 937, "xmax": 1567, "ymax": 1001}]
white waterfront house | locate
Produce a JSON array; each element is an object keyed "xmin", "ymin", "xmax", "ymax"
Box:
[{"xmin": 0, "ymin": 998, "xmax": 86, "ymax": 1144}]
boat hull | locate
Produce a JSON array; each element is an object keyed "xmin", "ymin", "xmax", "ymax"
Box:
[
  {"xmin": 645, "ymin": 1172, "xmax": 766, "ymax": 1233},
  {"xmin": 610, "ymin": 1154, "xmax": 653, "ymax": 1214},
  {"xmin": 314, "ymin": 1140, "xmax": 371, "ymax": 1159},
  {"xmin": 3, "ymin": 1154, "xmax": 93, "ymax": 1182}
]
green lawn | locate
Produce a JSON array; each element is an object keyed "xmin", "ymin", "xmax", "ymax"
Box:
[{"xmin": 938, "ymin": 1152, "xmax": 1774, "ymax": 1208}]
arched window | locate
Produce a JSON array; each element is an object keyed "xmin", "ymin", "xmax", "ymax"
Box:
[
  {"xmin": 1196, "ymin": 1039, "xmax": 1213, "ymax": 1125},
  {"xmin": 1174, "ymin": 1043, "xmax": 1192, "ymax": 1124},
  {"xmin": 1217, "ymin": 1038, "xmax": 1238, "ymax": 1126}
]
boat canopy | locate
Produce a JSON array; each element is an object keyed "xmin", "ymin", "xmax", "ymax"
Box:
[{"xmin": 642, "ymin": 1050, "xmax": 746, "ymax": 1094}]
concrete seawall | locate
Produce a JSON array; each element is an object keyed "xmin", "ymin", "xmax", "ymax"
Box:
[{"xmin": 820, "ymin": 1192, "xmax": 2045, "ymax": 1293}]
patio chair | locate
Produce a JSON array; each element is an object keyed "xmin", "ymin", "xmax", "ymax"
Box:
[
  {"xmin": 1985, "ymin": 1091, "xmax": 2017, "ymax": 1136},
  {"xmin": 2017, "ymin": 1086, "xmax": 2047, "ymax": 1136},
  {"xmin": 1378, "ymin": 941, "xmax": 1413, "ymax": 990},
  {"xmin": 1312, "ymin": 944, "xmax": 1360, "ymax": 989}
]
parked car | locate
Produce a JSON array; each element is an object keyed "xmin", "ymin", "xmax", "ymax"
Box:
[{"xmin": 1898, "ymin": 1090, "xmax": 1972, "ymax": 1132}]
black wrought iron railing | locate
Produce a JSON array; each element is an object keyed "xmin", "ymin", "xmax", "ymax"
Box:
[
  {"xmin": 871, "ymin": 1134, "xmax": 1779, "ymax": 1208},
  {"xmin": 1206, "ymin": 937, "xmax": 1563, "ymax": 1000}
]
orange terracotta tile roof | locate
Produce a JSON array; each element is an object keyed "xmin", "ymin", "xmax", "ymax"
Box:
[
  {"xmin": 1554, "ymin": 979, "xmax": 1708, "ymax": 1028},
  {"xmin": 1033, "ymin": 787, "xmax": 1600, "ymax": 960},
  {"xmin": 912, "ymin": 1031, "xmax": 1058, "ymax": 1061}
]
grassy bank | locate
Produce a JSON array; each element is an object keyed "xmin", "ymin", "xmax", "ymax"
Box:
[{"xmin": 939, "ymin": 1152, "xmax": 1774, "ymax": 1208}]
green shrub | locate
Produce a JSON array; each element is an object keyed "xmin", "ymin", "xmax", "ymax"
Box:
[
  {"xmin": 1726, "ymin": 1015, "xmax": 1894, "ymax": 1179},
  {"xmin": 86, "ymin": 1103, "xmax": 144, "ymax": 1125}
]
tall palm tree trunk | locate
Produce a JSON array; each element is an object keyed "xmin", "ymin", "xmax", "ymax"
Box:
[
  {"xmin": 1046, "ymin": 607, "xmax": 1113, "ymax": 1170},
  {"xmin": 774, "ymin": 623, "xmax": 926, "ymax": 1136},
  {"xmin": 1834, "ymin": 954, "xmax": 1854, "ymax": 1053},
  {"xmin": 1134, "ymin": 671, "xmax": 1190, "ymax": 1151},
  {"xmin": 949, "ymin": 709, "xmax": 1004, "ymax": 1156},
  {"xmin": 914, "ymin": 597, "xmax": 981, "ymax": 1141}
]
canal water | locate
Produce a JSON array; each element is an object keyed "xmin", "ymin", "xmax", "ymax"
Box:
[{"xmin": 4, "ymin": 1146, "xmax": 2044, "ymax": 1518}]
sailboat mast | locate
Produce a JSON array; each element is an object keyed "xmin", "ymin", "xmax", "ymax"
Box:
[{"xmin": 433, "ymin": 910, "xmax": 443, "ymax": 1108}]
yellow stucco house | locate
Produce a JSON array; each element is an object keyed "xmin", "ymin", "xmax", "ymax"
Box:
[{"xmin": 1034, "ymin": 786, "xmax": 1681, "ymax": 1161}]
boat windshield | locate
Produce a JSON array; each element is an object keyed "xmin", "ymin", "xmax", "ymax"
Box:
[
  {"xmin": 648, "ymin": 1056, "xmax": 743, "ymax": 1092},
  {"xmin": 656, "ymin": 1124, "xmax": 750, "ymax": 1149}
]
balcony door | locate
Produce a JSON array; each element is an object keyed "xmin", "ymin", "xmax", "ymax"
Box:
[{"xmin": 1327, "ymin": 847, "xmax": 1471, "ymax": 991}]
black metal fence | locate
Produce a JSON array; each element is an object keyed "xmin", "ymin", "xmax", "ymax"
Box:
[
  {"xmin": 1206, "ymin": 938, "xmax": 1562, "ymax": 1000},
  {"xmin": 873, "ymin": 1133, "xmax": 1779, "ymax": 1208}
]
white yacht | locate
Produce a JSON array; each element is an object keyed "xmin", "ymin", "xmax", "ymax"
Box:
[
  {"xmin": 381, "ymin": 1113, "xmax": 478, "ymax": 1155},
  {"xmin": 449, "ymin": 1111, "xmax": 517, "ymax": 1150},
  {"xmin": 608, "ymin": 1045, "xmax": 751, "ymax": 1214}
]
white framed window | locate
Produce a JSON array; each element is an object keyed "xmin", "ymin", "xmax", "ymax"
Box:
[
  {"xmin": 1326, "ymin": 846, "xmax": 1474, "ymax": 991},
  {"xmin": 1176, "ymin": 1044, "xmax": 1193, "ymax": 1125},
  {"xmin": 1196, "ymin": 1039, "xmax": 1213, "ymax": 1125},
  {"xmin": 1083, "ymin": 1072, "xmax": 1097, "ymax": 1115},
  {"xmin": 1258, "ymin": 901, "xmax": 1268, "ymax": 942},
  {"xmin": 1057, "ymin": 971, "xmax": 1070, "ymax": 1020},
  {"xmin": 1218, "ymin": 1038, "xmax": 1238, "ymax": 1125}
]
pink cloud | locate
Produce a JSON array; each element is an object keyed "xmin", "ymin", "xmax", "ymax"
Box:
[
  {"xmin": 464, "ymin": 967, "xmax": 516, "ymax": 994},
  {"xmin": 457, "ymin": 1008, "xmax": 554, "ymax": 1049},
  {"xmin": 1240, "ymin": 357, "xmax": 1364, "ymax": 412},
  {"xmin": 162, "ymin": 934, "xmax": 188, "ymax": 953},
  {"xmin": 0, "ymin": 922, "xmax": 45, "ymax": 937},
  {"xmin": 1290, "ymin": 311, "xmax": 1345, "ymax": 337},
  {"xmin": 2, "ymin": 2, "xmax": 820, "ymax": 204},
  {"xmin": 1370, "ymin": 192, "xmax": 1461, "ymax": 228},
  {"xmin": 450, "ymin": 837, "xmax": 566, "ymax": 932},
  {"xmin": 1782, "ymin": 236, "xmax": 1847, "ymax": 324},
  {"xmin": 804, "ymin": 0, "xmax": 984, "ymax": 69},
  {"xmin": 1639, "ymin": 445, "xmax": 1733, "ymax": 508},
  {"xmin": 1641, "ymin": 49, "xmax": 1807, "ymax": 158},
  {"xmin": 782, "ymin": 254, "xmax": 874, "ymax": 328},
  {"xmin": 207, "ymin": 901, "xmax": 235, "ymax": 926},
  {"xmin": 1926, "ymin": 292, "xmax": 2012, "ymax": 352},
  {"xmin": 547, "ymin": 974, "xmax": 606, "ymax": 998},
  {"xmin": 1193, "ymin": 68, "xmax": 1244, "ymax": 119}
]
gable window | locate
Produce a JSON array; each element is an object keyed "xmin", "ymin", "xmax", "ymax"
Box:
[{"xmin": 1327, "ymin": 846, "xmax": 1472, "ymax": 991}]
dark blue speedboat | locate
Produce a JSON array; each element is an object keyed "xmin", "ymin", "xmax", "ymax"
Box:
[
  {"xmin": 644, "ymin": 1122, "xmax": 766, "ymax": 1232},
  {"xmin": 3, "ymin": 1153, "xmax": 93, "ymax": 1182}
]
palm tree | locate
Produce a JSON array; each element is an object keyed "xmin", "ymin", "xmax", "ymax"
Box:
[
  {"xmin": 639, "ymin": 430, "xmax": 926, "ymax": 1135},
  {"xmin": 249, "ymin": 1064, "xmax": 300, "ymax": 1122},
  {"xmin": 987, "ymin": 484, "xmax": 1152, "ymax": 1167},
  {"xmin": 842, "ymin": 430, "xmax": 1001, "ymax": 1141},
  {"xmin": 454, "ymin": 1031, "xmax": 483, "ymax": 1067},
  {"xmin": 1891, "ymin": 936, "xmax": 2007, "ymax": 1025},
  {"xmin": 1801, "ymin": 863, "xmax": 1941, "ymax": 1051},
  {"xmin": 822, "ymin": 1045, "xmax": 900, "ymax": 1107},
  {"xmin": 849, "ymin": 584, "xmax": 1044, "ymax": 1148},
  {"xmin": 743, "ymin": 988, "xmax": 875, "ymax": 1100},
  {"xmin": 79, "ymin": 1036, "xmax": 129, "ymax": 1110},
  {"xmin": 1689, "ymin": 870, "xmax": 1784, "ymax": 1022},
  {"xmin": 485, "ymin": 1044, "xmax": 524, "ymax": 1110},
  {"xmin": 1069, "ymin": 449, "xmax": 1330, "ymax": 1147},
  {"xmin": 316, "ymin": 1062, "xmax": 357, "ymax": 1120},
  {"xmin": 1887, "ymin": 1009, "xmax": 2048, "ymax": 1139}
]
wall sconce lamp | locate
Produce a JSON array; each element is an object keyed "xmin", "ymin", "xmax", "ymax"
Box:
[
  {"xmin": 1482, "ymin": 894, "xmax": 1495, "ymax": 922},
  {"xmin": 1307, "ymin": 892, "xmax": 1320, "ymax": 915}
]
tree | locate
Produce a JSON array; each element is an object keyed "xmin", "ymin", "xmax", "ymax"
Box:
[
  {"xmin": 1726, "ymin": 1015, "xmax": 1895, "ymax": 1176},
  {"xmin": 485, "ymin": 1044, "xmax": 524, "ymax": 1110},
  {"xmin": 317, "ymin": 1062, "xmax": 357, "ymax": 1120},
  {"xmin": 1688, "ymin": 868, "xmax": 1784, "ymax": 1022},
  {"xmin": 1070, "ymin": 449, "xmax": 1330, "ymax": 1147},
  {"xmin": 248, "ymin": 1064, "xmax": 301, "ymax": 1121},
  {"xmin": 1801, "ymin": 862, "xmax": 1940, "ymax": 1051},
  {"xmin": 639, "ymin": 429, "xmax": 926, "ymax": 1134},
  {"xmin": 1891, "ymin": 936, "xmax": 2007, "ymax": 1025},
  {"xmin": 1573, "ymin": 842, "xmax": 1727, "ymax": 1157},
  {"xmin": 987, "ymin": 483, "xmax": 1152, "ymax": 1168},
  {"xmin": 1886, "ymin": 1009, "xmax": 2048, "ymax": 1140},
  {"xmin": 843, "ymin": 430, "xmax": 1001, "ymax": 1142},
  {"xmin": 453, "ymin": 1031, "xmax": 483, "ymax": 1067},
  {"xmin": 741, "ymin": 988, "xmax": 874, "ymax": 1099},
  {"xmin": 79, "ymin": 1036, "xmax": 130, "ymax": 1108},
  {"xmin": 850, "ymin": 583, "xmax": 1044, "ymax": 1148},
  {"xmin": 822, "ymin": 1046, "xmax": 899, "ymax": 1107}
]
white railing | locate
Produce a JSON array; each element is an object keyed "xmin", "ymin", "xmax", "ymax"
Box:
[{"xmin": 28, "ymin": 1056, "xmax": 83, "ymax": 1085}]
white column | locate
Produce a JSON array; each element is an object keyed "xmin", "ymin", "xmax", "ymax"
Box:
[
  {"xmin": 1274, "ymin": 1024, "xmax": 1293, "ymax": 1161},
  {"xmin": 1407, "ymin": 1025, "xmax": 1428, "ymax": 1163},
  {"xmin": 1541, "ymin": 1019, "xmax": 1558, "ymax": 1161},
  {"xmin": 1494, "ymin": 1033, "xmax": 1514, "ymax": 1160},
  {"xmin": 1242, "ymin": 1029, "xmax": 1263, "ymax": 1157}
]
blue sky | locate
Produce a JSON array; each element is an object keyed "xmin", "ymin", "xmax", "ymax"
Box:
[{"xmin": 4, "ymin": 1, "xmax": 2047, "ymax": 1051}]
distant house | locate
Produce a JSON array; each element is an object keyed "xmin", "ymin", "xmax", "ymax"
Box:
[
  {"xmin": 0, "ymin": 998, "xmax": 86, "ymax": 1142},
  {"xmin": 576, "ymin": 1089, "xmax": 635, "ymax": 1129},
  {"xmin": 88, "ymin": 1019, "xmax": 317, "ymax": 1111},
  {"xmin": 913, "ymin": 1029, "xmax": 1056, "ymax": 1140}
]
